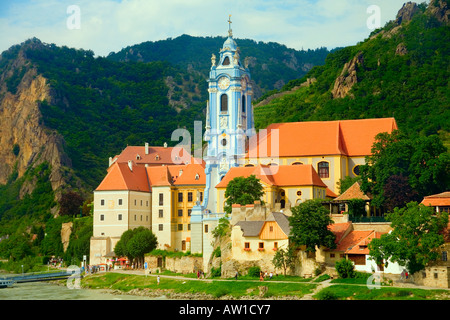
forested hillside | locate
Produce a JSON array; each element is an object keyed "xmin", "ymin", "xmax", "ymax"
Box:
[
  {"xmin": 107, "ymin": 34, "xmax": 331, "ymax": 99},
  {"xmin": 254, "ymin": 1, "xmax": 449, "ymax": 144}
]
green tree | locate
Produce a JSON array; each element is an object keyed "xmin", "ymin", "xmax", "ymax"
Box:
[
  {"xmin": 114, "ymin": 227, "xmax": 157, "ymax": 268},
  {"xmin": 368, "ymin": 202, "xmax": 449, "ymax": 275},
  {"xmin": 272, "ymin": 246, "xmax": 297, "ymax": 276},
  {"xmin": 223, "ymin": 175, "xmax": 264, "ymax": 214},
  {"xmin": 288, "ymin": 199, "xmax": 336, "ymax": 252},
  {"xmin": 360, "ymin": 131, "xmax": 450, "ymax": 208},
  {"xmin": 335, "ymin": 258, "xmax": 356, "ymax": 279},
  {"xmin": 127, "ymin": 227, "xmax": 158, "ymax": 268}
]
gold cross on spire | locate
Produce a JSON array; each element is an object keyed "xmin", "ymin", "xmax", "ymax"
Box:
[{"xmin": 228, "ymin": 14, "xmax": 233, "ymax": 37}]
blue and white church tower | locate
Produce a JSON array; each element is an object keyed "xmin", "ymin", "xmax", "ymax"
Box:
[{"xmin": 190, "ymin": 17, "xmax": 255, "ymax": 262}]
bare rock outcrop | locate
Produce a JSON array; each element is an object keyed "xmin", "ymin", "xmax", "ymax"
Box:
[
  {"xmin": 396, "ymin": 2, "xmax": 420, "ymax": 25},
  {"xmin": 0, "ymin": 44, "xmax": 73, "ymax": 202},
  {"xmin": 331, "ymin": 52, "xmax": 363, "ymax": 99},
  {"xmin": 428, "ymin": 0, "xmax": 450, "ymax": 24}
]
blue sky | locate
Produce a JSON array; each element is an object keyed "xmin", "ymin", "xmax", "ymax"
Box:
[{"xmin": 0, "ymin": 0, "xmax": 410, "ymax": 56}]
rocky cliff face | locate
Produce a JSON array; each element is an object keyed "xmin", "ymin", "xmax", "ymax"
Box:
[
  {"xmin": 331, "ymin": 52, "xmax": 364, "ymax": 99},
  {"xmin": 0, "ymin": 45, "xmax": 73, "ymax": 201}
]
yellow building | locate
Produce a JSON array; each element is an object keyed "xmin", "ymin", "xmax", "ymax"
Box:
[
  {"xmin": 215, "ymin": 163, "xmax": 328, "ymax": 213},
  {"xmin": 245, "ymin": 118, "xmax": 398, "ymax": 194}
]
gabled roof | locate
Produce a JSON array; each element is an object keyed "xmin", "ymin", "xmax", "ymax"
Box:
[
  {"xmin": 421, "ymin": 191, "xmax": 450, "ymax": 207},
  {"xmin": 111, "ymin": 145, "xmax": 193, "ymax": 166},
  {"xmin": 168, "ymin": 163, "xmax": 206, "ymax": 186},
  {"xmin": 247, "ymin": 118, "xmax": 398, "ymax": 158},
  {"xmin": 146, "ymin": 166, "xmax": 172, "ymax": 187},
  {"xmin": 328, "ymin": 222, "xmax": 352, "ymax": 244},
  {"xmin": 334, "ymin": 181, "xmax": 371, "ymax": 201},
  {"xmin": 266, "ymin": 212, "xmax": 291, "ymax": 236},
  {"xmin": 96, "ymin": 162, "xmax": 150, "ymax": 192},
  {"xmin": 234, "ymin": 221, "xmax": 265, "ymax": 237},
  {"xmin": 215, "ymin": 164, "xmax": 327, "ymax": 189},
  {"xmin": 335, "ymin": 230, "xmax": 384, "ymax": 255},
  {"xmin": 234, "ymin": 212, "xmax": 291, "ymax": 238}
]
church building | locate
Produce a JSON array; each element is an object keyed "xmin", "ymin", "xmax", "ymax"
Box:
[{"xmin": 90, "ymin": 19, "xmax": 398, "ymax": 271}]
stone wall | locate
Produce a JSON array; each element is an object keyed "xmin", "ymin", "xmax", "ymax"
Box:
[{"xmin": 144, "ymin": 255, "xmax": 203, "ymax": 274}]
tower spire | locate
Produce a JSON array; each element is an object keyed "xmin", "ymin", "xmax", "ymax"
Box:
[{"xmin": 228, "ymin": 14, "xmax": 233, "ymax": 37}]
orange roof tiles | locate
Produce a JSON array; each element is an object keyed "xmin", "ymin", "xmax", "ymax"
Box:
[
  {"xmin": 215, "ymin": 164, "xmax": 327, "ymax": 188},
  {"xmin": 247, "ymin": 118, "xmax": 398, "ymax": 158},
  {"xmin": 421, "ymin": 192, "xmax": 450, "ymax": 207},
  {"xmin": 169, "ymin": 163, "xmax": 206, "ymax": 186},
  {"xmin": 112, "ymin": 145, "xmax": 193, "ymax": 166},
  {"xmin": 334, "ymin": 230, "xmax": 384, "ymax": 255},
  {"xmin": 334, "ymin": 181, "xmax": 371, "ymax": 201},
  {"xmin": 328, "ymin": 222, "xmax": 352, "ymax": 244},
  {"xmin": 96, "ymin": 162, "xmax": 150, "ymax": 192}
]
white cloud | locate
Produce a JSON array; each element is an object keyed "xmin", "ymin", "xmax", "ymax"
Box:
[{"xmin": 0, "ymin": 0, "xmax": 408, "ymax": 56}]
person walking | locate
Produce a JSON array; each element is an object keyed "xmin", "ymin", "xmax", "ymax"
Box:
[{"xmin": 157, "ymin": 275, "xmax": 160, "ymax": 285}]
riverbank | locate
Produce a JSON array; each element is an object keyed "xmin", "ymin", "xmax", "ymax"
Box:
[{"xmin": 79, "ymin": 270, "xmax": 450, "ymax": 300}]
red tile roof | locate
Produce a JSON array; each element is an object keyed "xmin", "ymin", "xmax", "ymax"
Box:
[
  {"xmin": 421, "ymin": 192, "xmax": 450, "ymax": 207},
  {"xmin": 334, "ymin": 181, "xmax": 371, "ymax": 201},
  {"xmin": 247, "ymin": 118, "xmax": 398, "ymax": 158},
  {"xmin": 96, "ymin": 162, "xmax": 150, "ymax": 192},
  {"xmin": 111, "ymin": 145, "xmax": 194, "ymax": 166},
  {"xmin": 215, "ymin": 164, "xmax": 327, "ymax": 189},
  {"xmin": 334, "ymin": 230, "xmax": 384, "ymax": 255}
]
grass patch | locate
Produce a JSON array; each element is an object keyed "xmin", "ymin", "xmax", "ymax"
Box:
[
  {"xmin": 81, "ymin": 272, "xmax": 317, "ymax": 299},
  {"xmin": 314, "ymin": 284, "xmax": 450, "ymax": 300}
]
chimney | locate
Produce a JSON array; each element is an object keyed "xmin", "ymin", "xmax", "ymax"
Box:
[
  {"xmin": 145, "ymin": 142, "xmax": 149, "ymax": 155},
  {"xmin": 109, "ymin": 157, "xmax": 113, "ymax": 167},
  {"xmin": 179, "ymin": 169, "xmax": 183, "ymax": 176},
  {"xmin": 128, "ymin": 160, "xmax": 133, "ymax": 171},
  {"xmin": 164, "ymin": 142, "xmax": 167, "ymax": 148}
]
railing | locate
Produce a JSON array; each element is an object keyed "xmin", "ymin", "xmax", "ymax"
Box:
[
  {"xmin": 348, "ymin": 215, "xmax": 387, "ymax": 223},
  {"xmin": 1, "ymin": 269, "xmax": 78, "ymax": 283}
]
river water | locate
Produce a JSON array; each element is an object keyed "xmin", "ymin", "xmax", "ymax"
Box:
[{"xmin": 0, "ymin": 280, "xmax": 160, "ymax": 300}]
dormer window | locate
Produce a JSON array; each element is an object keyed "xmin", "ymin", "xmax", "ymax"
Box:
[
  {"xmin": 195, "ymin": 173, "xmax": 200, "ymax": 180},
  {"xmin": 155, "ymin": 154, "xmax": 160, "ymax": 161},
  {"xmin": 136, "ymin": 154, "xmax": 141, "ymax": 160}
]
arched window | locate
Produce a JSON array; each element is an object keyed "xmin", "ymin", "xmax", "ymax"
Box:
[
  {"xmin": 317, "ymin": 161, "xmax": 329, "ymax": 179},
  {"xmin": 353, "ymin": 165, "xmax": 360, "ymax": 176},
  {"xmin": 242, "ymin": 95, "xmax": 246, "ymax": 113},
  {"xmin": 222, "ymin": 56, "xmax": 230, "ymax": 66},
  {"xmin": 292, "ymin": 161, "xmax": 303, "ymax": 165},
  {"xmin": 220, "ymin": 94, "xmax": 228, "ymax": 113}
]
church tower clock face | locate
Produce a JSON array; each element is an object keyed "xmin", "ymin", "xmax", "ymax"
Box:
[{"xmin": 218, "ymin": 76, "xmax": 230, "ymax": 90}]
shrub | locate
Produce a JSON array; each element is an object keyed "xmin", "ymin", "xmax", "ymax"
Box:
[
  {"xmin": 335, "ymin": 258, "xmax": 356, "ymax": 278},
  {"xmin": 248, "ymin": 266, "xmax": 261, "ymax": 278},
  {"xmin": 316, "ymin": 288, "xmax": 338, "ymax": 300}
]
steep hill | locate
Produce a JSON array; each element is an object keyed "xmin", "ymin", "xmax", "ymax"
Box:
[
  {"xmin": 254, "ymin": 1, "xmax": 450, "ymax": 144},
  {"xmin": 106, "ymin": 34, "xmax": 331, "ymax": 99}
]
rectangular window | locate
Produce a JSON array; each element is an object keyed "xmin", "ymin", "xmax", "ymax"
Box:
[
  {"xmin": 178, "ymin": 192, "xmax": 183, "ymax": 202},
  {"xmin": 188, "ymin": 224, "xmax": 191, "ymax": 231},
  {"xmin": 330, "ymin": 253, "xmax": 335, "ymax": 258},
  {"xmin": 442, "ymin": 251, "xmax": 448, "ymax": 262},
  {"xmin": 159, "ymin": 209, "xmax": 164, "ymax": 218},
  {"xmin": 258, "ymin": 242, "xmax": 264, "ymax": 250},
  {"xmin": 200, "ymin": 192, "xmax": 203, "ymax": 202},
  {"xmin": 134, "ymin": 199, "xmax": 137, "ymax": 206},
  {"xmin": 188, "ymin": 209, "xmax": 192, "ymax": 216},
  {"xmin": 204, "ymin": 224, "xmax": 209, "ymax": 233},
  {"xmin": 100, "ymin": 214, "xmax": 104, "ymax": 221},
  {"xmin": 274, "ymin": 242, "xmax": 278, "ymax": 249},
  {"xmin": 178, "ymin": 209, "xmax": 183, "ymax": 217},
  {"xmin": 158, "ymin": 224, "xmax": 163, "ymax": 231},
  {"xmin": 146, "ymin": 200, "xmax": 149, "ymax": 207},
  {"xmin": 159, "ymin": 193, "xmax": 164, "ymax": 206},
  {"xmin": 101, "ymin": 199, "xmax": 105, "ymax": 206},
  {"xmin": 269, "ymin": 226, "xmax": 273, "ymax": 232},
  {"xmin": 178, "ymin": 224, "xmax": 183, "ymax": 231},
  {"xmin": 118, "ymin": 214, "xmax": 122, "ymax": 221},
  {"xmin": 134, "ymin": 215, "xmax": 137, "ymax": 221},
  {"xmin": 244, "ymin": 242, "xmax": 250, "ymax": 250},
  {"xmin": 188, "ymin": 192, "xmax": 193, "ymax": 202},
  {"xmin": 140, "ymin": 200, "xmax": 143, "ymax": 206},
  {"xmin": 118, "ymin": 199, "xmax": 122, "ymax": 205}
]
